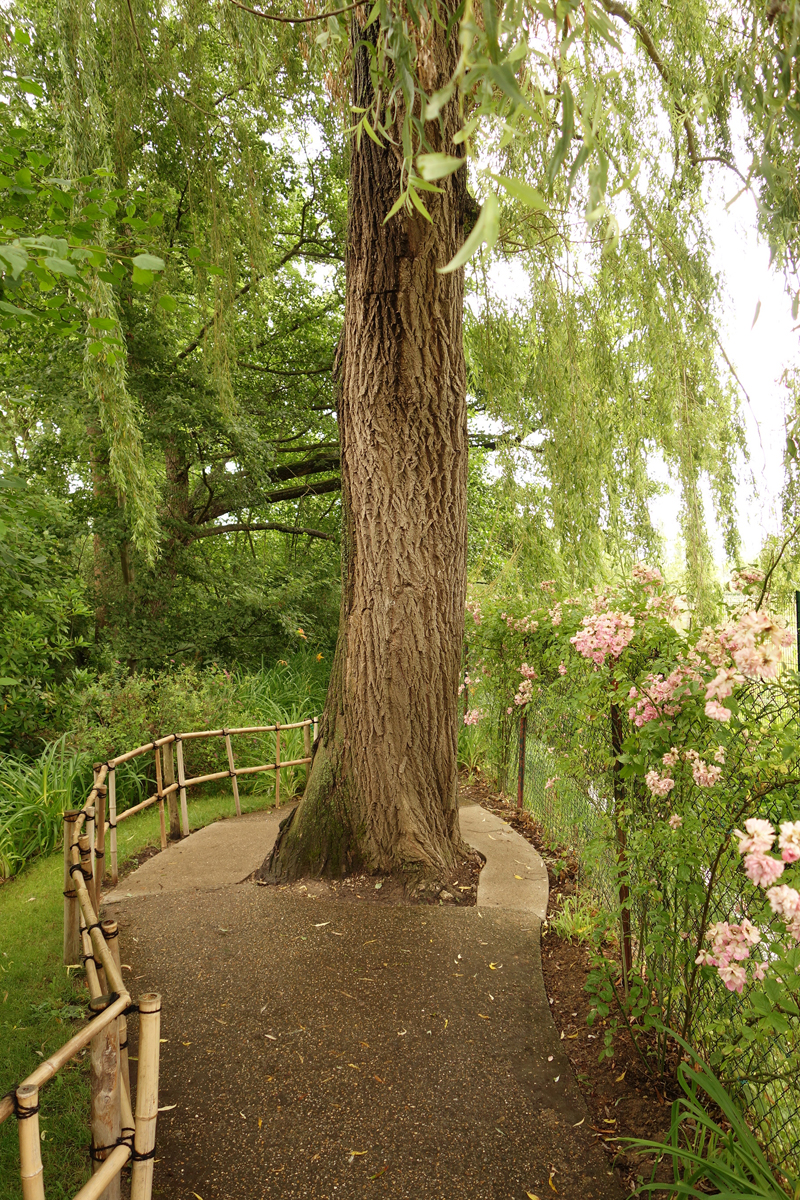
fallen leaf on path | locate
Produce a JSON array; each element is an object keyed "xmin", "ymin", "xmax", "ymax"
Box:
[
  {"xmin": 526, "ymin": 1193, "xmax": 541, "ymax": 1199},
  {"xmin": 478, "ymin": 1014, "xmax": 489, "ymax": 1019},
  {"xmin": 240, "ymin": 1111, "xmax": 246, "ymax": 1119},
  {"xmin": 349, "ymin": 1150, "xmax": 367, "ymax": 1155},
  {"xmin": 572, "ymin": 1118, "xmax": 584, "ymax": 1127},
  {"xmin": 370, "ymin": 1167, "xmax": 388, "ymax": 1180},
  {"xmin": 215, "ymin": 1018, "xmax": 227, "ymax": 1025},
  {"xmin": 192, "ymin": 1193, "xmax": 204, "ymax": 1199},
  {"xmin": 314, "ymin": 922, "xmax": 331, "ymax": 927},
  {"xmin": 182, "ymin": 1042, "xmax": 191, "ymax": 1046},
  {"xmin": 157, "ymin": 1104, "xmax": 177, "ymax": 1112},
  {"xmin": 373, "ymin": 1076, "xmax": 383, "ymax": 1083},
  {"xmin": 514, "ymin": 875, "xmax": 523, "ymax": 879},
  {"xmin": 489, "ymin": 962, "xmax": 502, "ymax": 970},
  {"xmin": 258, "ymin": 1118, "xmax": 263, "ymax": 1129},
  {"xmin": 265, "ymin": 1034, "xmax": 277, "ymax": 1040},
  {"xmin": 615, "ymin": 1070, "xmax": 626, "ymax": 1082},
  {"xmin": 548, "ymin": 1169, "xmax": 558, "ymax": 1192}
]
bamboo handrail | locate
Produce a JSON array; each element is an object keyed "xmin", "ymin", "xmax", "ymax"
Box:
[{"xmin": 4, "ymin": 715, "xmax": 318, "ymax": 1190}]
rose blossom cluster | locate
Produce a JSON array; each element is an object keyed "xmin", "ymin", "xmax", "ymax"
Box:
[
  {"xmin": 645, "ymin": 769, "xmax": 675, "ymax": 797},
  {"xmin": 500, "ymin": 611, "xmax": 539, "ymax": 633},
  {"xmin": 696, "ymin": 817, "xmax": 800, "ymax": 993},
  {"xmin": 696, "ymin": 919, "xmax": 765, "ymax": 993},
  {"xmin": 540, "ymin": 580, "xmax": 556, "ymax": 593},
  {"xmin": 729, "ymin": 817, "xmax": 800, "ymax": 944},
  {"xmin": 514, "ymin": 679, "xmax": 533, "ymax": 706},
  {"xmin": 465, "ymin": 599, "xmax": 482, "ymax": 625},
  {"xmin": 457, "ymin": 671, "xmax": 481, "ymax": 697},
  {"xmin": 628, "ymin": 667, "xmax": 693, "ymax": 727},
  {"xmin": 632, "ymin": 562, "xmax": 664, "ymax": 589},
  {"xmin": 570, "ymin": 610, "xmax": 635, "ymax": 667},
  {"xmin": 730, "ymin": 568, "xmax": 765, "ymax": 593},
  {"xmin": 463, "ymin": 708, "xmax": 483, "ymax": 726},
  {"xmin": 698, "ymin": 612, "xmax": 792, "ymax": 707}
]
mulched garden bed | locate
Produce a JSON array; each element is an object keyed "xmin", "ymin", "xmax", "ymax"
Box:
[{"xmin": 464, "ymin": 771, "xmax": 677, "ymax": 1196}]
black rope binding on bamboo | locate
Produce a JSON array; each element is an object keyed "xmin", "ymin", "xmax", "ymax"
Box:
[
  {"xmin": 131, "ymin": 1146, "xmax": 157, "ymax": 1162},
  {"xmin": 103, "ymin": 924, "xmax": 119, "ymax": 939},
  {"xmin": 14, "ymin": 1096, "xmax": 40, "ymax": 1120},
  {"xmin": 85, "ymin": 922, "xmax": 102, "ymax": 934}
]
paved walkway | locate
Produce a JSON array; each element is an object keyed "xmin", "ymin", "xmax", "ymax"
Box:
[{"xmin": 104, "ymin": 803, "xmax": 623, "ymax": 1200}]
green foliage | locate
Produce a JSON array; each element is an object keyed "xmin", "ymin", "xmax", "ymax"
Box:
[
  {"xmin": 465, "ymin": 569, "xmax": 800, "ymax": 1166},
  {"xmin": 0, "ymin": 735, "xmax": 92, "ymax": 878},
  {"xmin": 548, "ymin": 891, "xmax": 601, "ymax": 944},
  {"xmin": 626, "ymin": 1037, "xmax": 799, "ymax": 1199},
  {"xmin": 0, "ymin": 472, "xmax": 90, "ymax": 752}
]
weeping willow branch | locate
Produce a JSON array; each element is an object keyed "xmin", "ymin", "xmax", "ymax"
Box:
[
  {"xmin": 226, "ymin": 0, "xmax": 367, "ymax": 23},
  {"xmin": 599, "ymin": 0, "xmax": 747, "ymax": 184}
]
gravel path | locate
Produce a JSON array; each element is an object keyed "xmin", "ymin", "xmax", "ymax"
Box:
[{"xmin": 104, "ymin": 806, "xmax": 624, "ymax": 1200}]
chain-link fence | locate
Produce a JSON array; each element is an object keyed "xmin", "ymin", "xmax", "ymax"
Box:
[{"xmin": 479, "ymin": 679, "xmax": 800, "ymax": 1174}]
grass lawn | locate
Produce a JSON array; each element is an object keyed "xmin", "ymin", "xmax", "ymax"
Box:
[{"xmin": 0, "ymin": 782, "xmax": 281, "ymax": 1199}]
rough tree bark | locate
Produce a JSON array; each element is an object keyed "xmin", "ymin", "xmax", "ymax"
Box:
[{"xmin": 258, "ymin": 11, "xmax": 470, "ymax": 883}]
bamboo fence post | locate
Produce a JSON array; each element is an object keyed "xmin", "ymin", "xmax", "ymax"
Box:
[
  {"xmin": 274, "ymin": 724, "xmax": 281, "ymax": 808},
  {"xmin": 130, "ymin": 993, "xmax": 161, "ymax": 1200},
  {"xmin": 79, "ymin": 832, "xmax": 96, "ymax": 915},
  {"xmin": 86, "ymin": 801, "xmax": 97, "ymax": 912},
  {"xmin": 81, "ymin": 923, "xmax": 103, "ymax": 998},
  {"xmin": 153, "ymin": 747, "xmax": 167, "ymax": 852},
  {"xmin": 89, "ymin": 993, "xmax": 121, "ymax": 1200},
  {"xmin": 175, "ymin": 736, "xmax": 189, "ymax": 837},
  {"xmin": 162, "ymin": 740, "xmax": 180, "ymax": 839},
  {"xmin": 15, "ymin": 1084, "xmax": 45, "ymax": 1200},
  {"xmin": 223, "ymin": 731, "xmax": 242, "ymax": 817},
  {"xmin": 94, "ymin": 782, "xmax": 107, "ymax": 911},
  {"xmin": 63, "ymin": 809, "xmax": 82, "ymax": 965},
  {"xmin": 108, "ymin": 766, "xmax": 118, "ymax": 885},
  {"xmin": 313, "ymin": 717, "xmax": 319, "ymax": 754},
  {"xmin": 102, "ymin": 920, "xmax": 131, "ymax": 1104},
  {"xmin": 303, "ymin": 721, "xmax": 311, "ymax": 783}
]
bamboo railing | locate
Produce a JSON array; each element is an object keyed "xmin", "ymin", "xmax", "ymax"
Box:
[
  {"xmin": 2, "ymin": 717, "xmax": 317, "ymax": 1197},
  {"xmin": 103, "ymin": 718, "xmax": 318, "ymax": 885},
  {"xmin": 0, "ymin": 792, "xmax": 160, "ymax": 1200}
]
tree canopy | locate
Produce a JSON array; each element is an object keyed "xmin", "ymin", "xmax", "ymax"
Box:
[{"xmin": 0, "ymin": 0, "xmax": 798, "ymax": 767}]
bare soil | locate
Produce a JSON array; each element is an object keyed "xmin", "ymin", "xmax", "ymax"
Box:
[{"xmin": 256, "ymin": 848, "xmax": 483, "ymax": 908}]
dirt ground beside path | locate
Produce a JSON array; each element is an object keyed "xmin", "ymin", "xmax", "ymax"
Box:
[{"xmin": 107, "ymin": 886, "xmax": 624, "ymax": 1200}]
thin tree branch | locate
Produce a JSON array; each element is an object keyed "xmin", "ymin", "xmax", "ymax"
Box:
[
  {"xmin": 227, "ymin": 0, "xmax": 366, "ymax": 24},
  {"xmin": 239, "ymin": 362, "xmax": 334, "ymax": 376},
  {"xmin": 599, "ymin": 0, "xmax": 747, "ymax": 184},
  {"xmin": 190, "ymin": 521, "xmax": 335, "ymax": 541}
]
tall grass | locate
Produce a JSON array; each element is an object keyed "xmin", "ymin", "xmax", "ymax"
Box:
[{"xmin": 0, "ymin": 737, "xmax": 92, "ymax": 879}]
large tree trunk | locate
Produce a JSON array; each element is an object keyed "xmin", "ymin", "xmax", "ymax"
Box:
[{"xmin": 259, "ymin": 13, "xmax": 469, "ymax": 884}]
